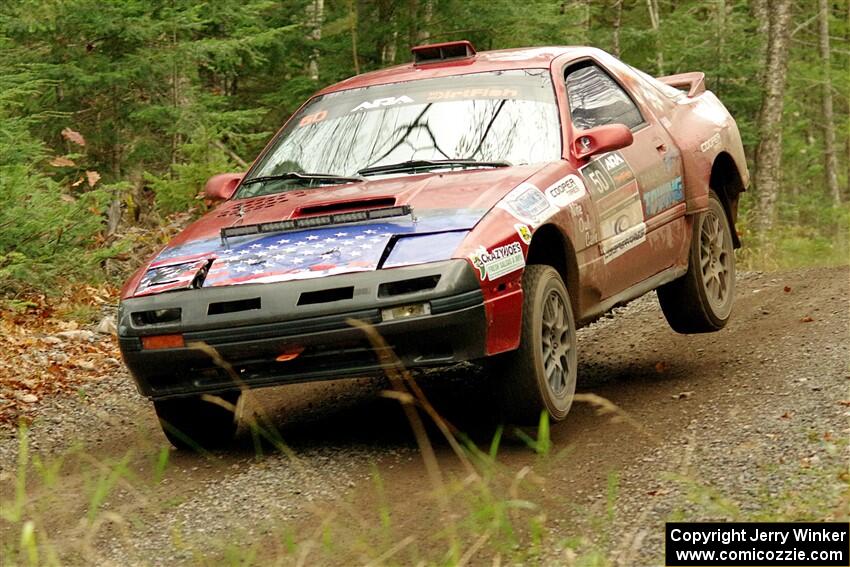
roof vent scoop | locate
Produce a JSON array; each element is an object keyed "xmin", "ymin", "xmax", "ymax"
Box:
[{"xmin": 412, "ymin": 40, "xmax": 476, "ymax": 64}]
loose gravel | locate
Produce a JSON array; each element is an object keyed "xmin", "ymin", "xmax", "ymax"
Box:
[{"xmin": 2, "ymin": 267, "xmax": 847, "ymax": 566}]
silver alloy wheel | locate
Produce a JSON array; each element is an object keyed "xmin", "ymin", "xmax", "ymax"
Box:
[
  {"xmin": 699, "ymin": 210, "xmax": 732, "ymax": 314},
  {"xmin": 541, "ymin": 289, "xmax": 571, "ymax": 398}
]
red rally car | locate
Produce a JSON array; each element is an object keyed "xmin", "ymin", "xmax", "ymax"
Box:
[{"xmin": 118, "ymin": 41, "xmax": 749, "ymax": 449}]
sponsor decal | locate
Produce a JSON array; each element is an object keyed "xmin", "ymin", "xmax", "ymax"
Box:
[
  {"xmin": 662, "ymin": 148, "xmax": 680, "ymax": 174},
  {"xmin": 568, "ymin": 202, "xmax": 598, "ymax": 247},
  {"xmin": 496, "ymin": 183, "xmax": 559, "ymax": 227},
  {"xmin": 598, "ymin": 192, "xmax": 644, "ymax": 240},
  {"xmin": 700, "ymin": 132, "xmax": 721, "ymax": 152},
  {"xmin": 601, "ymin": 222, "xmax": 646, "ymax": 263},
  {"xmin": 599, "ymin": 152, "xmax": 635, "ymax": 186},
  {"xmin": 579, "ymin": 151, "xmax": 645, "ymax": 260},
  {"xmin": 544, "ymin": 174, "xmax": 586, "ymax": 207},
  {"xmin": 426, "ymin": 88, "xmax": 518, "ymax": 101},
  {"xmin": 470, "ymin": 242, "xmax": 525, "ymax": 281},
  {"xmin": 642, "ymin": 177, "xmax": 684, "ymax": 216},
  {"xmin": 298, "ymin": 110, "xmax": 327, "ymax": 127},
  {"xmin": 351, "ymin": 95, "xmax": 414, "ymax": 112},
  {"xmin": 514, "ymin": 223, "xmax": 533, "ymax": 244},
  {"xmin": 579, "ymin": 151, "xmax": 635, "ymax": 197},
  {"xmin": 582, "ymin": 161, "xmax": 615, "ymax": 196},
  {"xmin": 499, "ymin": 176, "xmax": 586, "ymax": 228}
]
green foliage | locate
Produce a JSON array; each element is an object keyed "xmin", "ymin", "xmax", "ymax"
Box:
[
  {"xmin": 0, "ymin": 0, "xmax": 847, "ymax": 293},
  {"xmin": 514, "ymin": 411, "xmax": 552, "ymax": 456},
  {"xmin": 0, "ymin": 105, "xmax": 109, "ymax": 291}
]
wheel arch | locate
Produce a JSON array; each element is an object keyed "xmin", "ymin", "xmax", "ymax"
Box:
[
  {"xmin": 525, "ymin": 224, "xmax": 580, "ymax": 316},
  {"xmin": 709, "ymin": 151, "xmax": 746, "ymax": 248}
]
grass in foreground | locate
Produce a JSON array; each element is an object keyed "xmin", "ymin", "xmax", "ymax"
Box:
[{"xmin": 2, "ymin": 323, "xmax": 848, "ymax": 565}]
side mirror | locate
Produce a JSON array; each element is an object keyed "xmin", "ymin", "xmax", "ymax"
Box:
[
  {"xmin": 204, "ymin": 173, "xmax": 244, "ymax": 202},
  {"xmin": 572, "ymin": 124, "xmax": 634, "ymax": 160}
]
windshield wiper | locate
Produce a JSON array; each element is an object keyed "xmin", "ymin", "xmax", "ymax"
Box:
[
  {"xmin": 241, "ymin": 171, "xmax": 364, "ymax": 186},
  {"xmin": 357, "ymin": 159, "xmax": 511, "ymax": 177}
]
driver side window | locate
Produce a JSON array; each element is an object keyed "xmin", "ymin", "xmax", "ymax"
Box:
[{"xmin": 565, "ymin": 63, "xmax": 644, "ymax": 131}]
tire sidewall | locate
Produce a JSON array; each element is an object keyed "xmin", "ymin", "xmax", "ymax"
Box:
[
  {"xmin": 691, "ymin": 193, "xmax": 736, "ymax": 326},
  {"xmin": 154, "ymin": 391, "xmax": 240, "ymax": 449},
  {"xmin": 526, "ymin": 268, "xmax": 577, "ymax": 420}
]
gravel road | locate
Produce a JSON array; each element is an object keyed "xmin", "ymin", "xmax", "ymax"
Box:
[{"xmin": 1, "ymin": 266, "xmax": 847, "ymax": 565}]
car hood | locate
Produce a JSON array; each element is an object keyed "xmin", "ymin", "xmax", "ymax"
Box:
[{"xmin": 132, "ymin": 164, "xmax": 544, "ymax": 297}]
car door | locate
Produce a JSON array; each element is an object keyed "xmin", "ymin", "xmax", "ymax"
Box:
[{"xmin": 564, "ymin": 61, "xmax": 683, "ymax": 298}]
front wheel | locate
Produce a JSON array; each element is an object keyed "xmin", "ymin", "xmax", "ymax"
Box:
[
  {"xmin": 657, "ymin": 191, "xmax": 736, "ymax": 333},
  {"xmin": 492, "ymin": 265, "xmax": 577, "ymax": 424},
  {"xmin": 154, "ymin": 391, "xmax": 241, "ymax": 450}
]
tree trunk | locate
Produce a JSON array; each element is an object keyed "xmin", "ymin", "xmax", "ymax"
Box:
[
  {"xmin": 751, "ymin": 0, "xmax": 769, "ymax": 139},
  {"xmin": 611, "ymin": 0, "xmax": 622, "ymax": 57},
  {"xmin": 645, "ymin": 0, "xmax": 663, "ymax": 75},
  {"xmin": 818, "ymin": 0, "xmax": 840, "ymax": 205},
  {"xmin": 752, "ymin": 0, "xmax": 769, "ymax": 52},
  {"xmin": 753, "ymin": 0, "xmax": 793, "ymax": 237},
  {"xmin": 171, "ymin": 20, "xmax": 179, "ymax": 169},
  {"xmin": 384, "ymin": 26, "xmax": 398, "ymax": 65},
  {"xmin": 378, "ymin": 2, "xmax": 397, "ymax": 65},
  {"xmin": 306, "ymin": 0, "xmax": 324, "ymax": 81},
  {"xmin": 349, "ymin": 0, "xmax": 360, "ymax": 74},
  {"xmin": 417, "ymin": 0, "xmax": 432, "ymax": 43},
  {"xmin": 715, "ymin": 0, "xmax": 726, "ymax": 97},
  {"xmin": 846, "ymin": 0, "xmax": 850, "ymax": 200},
  {"xmin": 408, "ymin": 0, "xmax": 419, "ymax": 46}
]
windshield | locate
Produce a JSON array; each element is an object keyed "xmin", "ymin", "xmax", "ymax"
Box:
[{"xmin": 239, "ymin": 69, "xmax": 560, "ymax": 198}]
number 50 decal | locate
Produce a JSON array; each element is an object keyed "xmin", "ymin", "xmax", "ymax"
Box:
[{"xmin": 586, "ymin": 169, "xmax": 613, "ymax": 194}]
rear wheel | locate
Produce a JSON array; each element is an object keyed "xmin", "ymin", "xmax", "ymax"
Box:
[
  {"xmin": 493, "ymin": 265, "xmax": 577, "ymax": 424},
  {"xmin": 657, "ymin": 191, "xmax": 735, "ymax": 333},
  {"xmin": 154, "ymin": 391, "xmax": 241, "ymax": 450}
]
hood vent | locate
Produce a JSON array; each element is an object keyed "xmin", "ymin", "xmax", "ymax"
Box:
[
  {"xmin": 220, "ymin": 204, "xmax": 413, "ymax": 243},
  {"xmin": 215, "ymin": 191, "xmax": 308, "ymax": 218},
  {"xmin": 295, "ymin": 197, "xmax": 396, "ymax": 217},
  {"xmin": 412, "ymin": 41, "xmax": 476, "ymax": 64}
]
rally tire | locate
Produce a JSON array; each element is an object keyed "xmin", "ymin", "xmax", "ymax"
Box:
[
  {"xmin": 154, "ymin": 391, "xmax": 241, "ymax": 450},
  {"xmin": 657, "ymin": 191, "xmax": 736, "ymax": 334},
  {"xmin": 492, "ymin": 265, "xmax": 577, "ymax": 425}
]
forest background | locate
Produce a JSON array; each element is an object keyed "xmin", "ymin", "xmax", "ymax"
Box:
[{"xmin": 0, "ymin": 0, "xmax": 847, "ymax": 298}]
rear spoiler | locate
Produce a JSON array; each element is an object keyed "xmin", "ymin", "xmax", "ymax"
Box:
[{"xmin": 658, "ymin": 71, "xmax": 706, "ymax": 97}]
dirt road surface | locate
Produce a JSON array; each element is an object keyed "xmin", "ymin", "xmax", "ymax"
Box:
[{"xmin": 1, "ymin": 266, "xmax": 848, "ymax": 565}]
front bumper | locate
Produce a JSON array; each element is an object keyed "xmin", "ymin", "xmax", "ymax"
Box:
[{"xmin": 118, "ymin": 260, "xmax": 486, "ymax": 400}]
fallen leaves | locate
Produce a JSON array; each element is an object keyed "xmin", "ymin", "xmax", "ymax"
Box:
[
  {"xmin": 0, "ymin": 287, "xmax": 120, "ymax": 426},
  {"xmin": 800, "ymin": 316, "xmax": 815, "ymax": 323},
  {"xmin": 16, "ymin": 393, "xmax": 38, "ymax": 404}
]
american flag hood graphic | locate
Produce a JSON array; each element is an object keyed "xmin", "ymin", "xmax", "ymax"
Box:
[
  {"xmin": 127, "ymin": 165, "xmax": 549, "ymax": 298},
  {"xmin": 134, "ymin": 208, "xmax": 484, "ymax": 296}
]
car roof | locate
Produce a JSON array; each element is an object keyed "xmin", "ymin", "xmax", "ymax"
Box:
[{"xmin": 316, "ymin": 45, "xmax": 593, "ymax": 96}]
